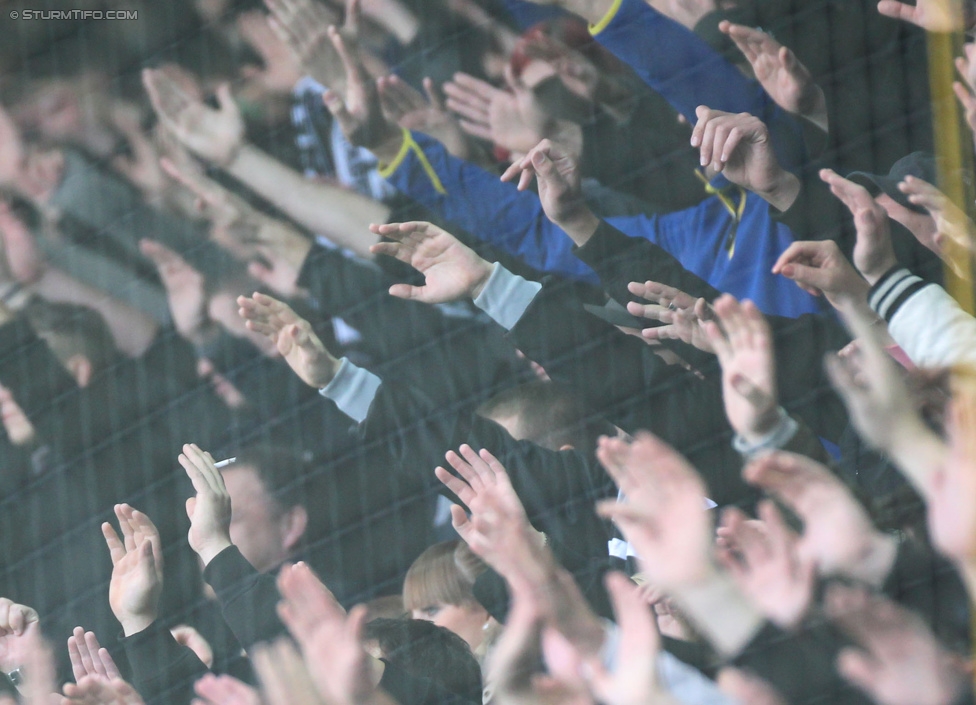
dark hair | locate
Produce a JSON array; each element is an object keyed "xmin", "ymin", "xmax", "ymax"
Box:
[
  {"xmin": 364, "ymin": 618, "xmax": 482, "ymax": 702},
  {"xmin": 23, "ymin": 300, "xmax": 117, "ymax": 373},
  {"xmin": 224, "ymin": 445, "xmax": 311, "ymax": 514},
  {"xmin": 477, "ymin": 380, "xmax": 607, "ymax": 453}
]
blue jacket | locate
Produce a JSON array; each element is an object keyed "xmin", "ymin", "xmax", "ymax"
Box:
[{"xmin": 381, "ymin": 130, "xmax": 824, "ymax": 317}]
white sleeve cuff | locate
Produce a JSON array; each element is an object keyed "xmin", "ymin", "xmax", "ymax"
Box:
[
  {"xmin": 731, "ymin": 407, "xmax": 798, "ymax": 457},
  {"xmin": 319, "ymin": 357, "xmax": 382, "ymax": 423},
  {"xmin": 472, "ymin": 262, "xmax": 542, "ymax": 331}
]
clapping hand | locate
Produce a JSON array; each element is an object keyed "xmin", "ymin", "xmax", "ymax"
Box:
[
  {"xmin": 596, "ymin": 433, "xmax": 713, "ymax": 589},
  {"xmin": 178, "ymin": 444, "xmax": 233, "ymax": 567},
  {"xmin": 743, "ymin": 452, "xmax": 897, "ymax": 585},
  {"xmin": 67, "ymin": 628, "xmax": 121, "ymax": 683},
  {"xmin": 702, "ymin": 295, "xmax": 780, "ymax": 445},
  {"xmin": 102, "ymin": 504, "xmax": 164, "ymax": 637},
  {"xmin": 716, "ymin": 503, "xmax": 815, "ymax": 629}
]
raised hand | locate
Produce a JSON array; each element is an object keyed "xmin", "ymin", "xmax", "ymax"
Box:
[
  {"xmin": 377, "ymin": 75, "xmax": 474, "ymax": 160},
  {"xmin": 826, "ymin": 585, "xmax": 968, "ymax": 705},
  {"xmin": 716, "ymin": 503, "xmax": 814, "ymax": 629},
  {"xmin": 771, "ymin": 239, "xmax": 870, "ymax": 308},
  {"xmin": 237, "ymin": 293, "xmax": 340, "ymax": 387},
  {"xmin": 719, "ymin": 22, "xmax": 827, "ymax": 132},
  {"xmin": 0, "ymin": 598, "xmax": 40, "ymax": 674},
  {"xmin": 178, "ymin": 444, "xmax": 233, "ymax": 567},
  {"xmin": 690, "ymin": 107, "xmax": 799, "ymax": 211},
  {"xmin": 142, "ymin": 69, "xmax": 244, "ymax": 167},
  {"xmin": 877, "ymin": 0, "xmax": 974, "ymax": 32},
  {"xmin": 595, "ymin": 432, "xmax": 713, "ymax": 589},
  {"xmin": 276, "ymin": 563, "xmax": 379, "ymax": 705},
  {"xmin": 67, "ymin": 628, "xmax": 121, "ymax": 683},
  {"xmin": 62, "ymin": 676, "xmax": 145, "ymax": 705},
  {"xmin": 160, "ymin": 158, "xmax": 312, "ymax": 297},
  {"xmin": 744, "ymin": 452, "xmax": 897, "ymax": 585},
  {"xmin": 368, "ymin": 221, "xmax": 493, "ymax": 303},
  {"xmin": 953, "ymin": 43, "xmax": 976, "ymax": 140},
  {"xmin": 194, "ymin": 673, "xmax": 262, "ymax": 705},
  {"xmin": 102, "ymin": 504, "xmax": 164, "ymax": 636},
  {"xmin": 500, "ymin": 138, "xmax": 599, "ymax": 242},
  {"xmin": 237, "ymin": 10, "xmax": 303, "ymax": 97},
  {"xmin": 435, "ymin": 445, "xmax": 550, "ymax": 587},
  {"xmin": 927, "ymin": 395, "xmax": 976, "ymax": 574},
  {"xmin": 897, "ymin": 175, "xmax": 975, "ymax": 279},
  {"xmin": 443, "ymin": 72, "xmax": 547, "ymax": 155},
  {"xmin": 265, "ymin": 0, "xmax": 345, "ymax": 91},
  {"xmin": 702, "ymin": 295, "xmax": 780, "ymax": 444},
  {"xmin": 0, "ymin": 199, "xmax": 45, "ymax": 287},
  {"xmin": 825, "ymin": 302, "xmax": 945, "ymax": 493},
  {"xmin": 0, "ymin": 105, "xmax": 25, "ymax": 188},
  {"xmin": 625, "ymin": 280, "xmax": 715, "ymax": 353},
  {"xmin": 820, "ymin": 168, "xmax": 898, "ymax": 284},
  {"xmin": 251, "ymin": 639, "xmax": 328, "ymax": 705},
  {"xmin": 139, "ymin": 240, "xmax": 213, "ymax": 345},
  {"xmin": 579, "ymin": 572, "xmax": 671, "ymax": 705},
  {"xmin": 320, "ymin": 26, "xmax": 402, "ymax": 161}
]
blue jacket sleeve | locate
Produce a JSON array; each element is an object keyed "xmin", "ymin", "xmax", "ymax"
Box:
[
  {"xmin": 380, "ymin": 130, "xmax": 600, "ymax": 283},
  {"xmin": 589, "ymin": 0, "xmax": 805, "ymax": 171}
]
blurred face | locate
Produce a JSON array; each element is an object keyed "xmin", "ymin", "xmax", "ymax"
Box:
[
  {"xmin": 412, "ymin": 602, "xmax": 490, "ymax": 652},
  {"xmin": 0, "ymin": 383, "xmax": 35, "ymax": 445},
  {"xmin": 222, "ymin": 465, "xmax": 296, "ymax": 572}
]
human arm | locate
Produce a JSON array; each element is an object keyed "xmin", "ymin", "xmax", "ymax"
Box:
[
  {"xmin": 142, "ymin": 69, "xmax": 386, "ymax": 259},
  {"xmin": 0, "ymin": 201, "xmax": 159, "ymax": 357},
  {"xmin": 896, "ymin": 175, "xmax": 975, "ymax": 280},
  {"xmin": 825, "ymin": 302, "xmax": 947, "ymax": 498}
]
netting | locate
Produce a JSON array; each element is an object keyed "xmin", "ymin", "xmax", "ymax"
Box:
[{"xmin": 0, "ymin": 0, "xmax": 973, "ymax": 702}]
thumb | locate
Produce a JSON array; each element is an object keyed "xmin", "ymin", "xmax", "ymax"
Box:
[{"xmin": 185, "ymin": 496, "xmax": 196, "ymax": 520}]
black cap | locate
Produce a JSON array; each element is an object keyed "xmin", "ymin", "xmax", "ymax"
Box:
[{"xmin": 847, "ymin": 152, "xmax": 939, "ymax": 214}]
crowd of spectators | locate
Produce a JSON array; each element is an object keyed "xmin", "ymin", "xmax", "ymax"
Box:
[{"xmin": 1, "ymin": 0, "xmax": 976, "ymax": 702}]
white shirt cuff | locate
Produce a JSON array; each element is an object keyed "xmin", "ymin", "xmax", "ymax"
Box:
[
  {"xmin": 472, "ymin": 262, "xmax": 542, "ymax": 331},
  {"xmin": 319, "ymin": 358, "xmax": 382, "ymax": 423}
]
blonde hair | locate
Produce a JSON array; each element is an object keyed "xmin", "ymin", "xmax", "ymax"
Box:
[{"xmin": 402, "ymin": 541, "xmax": 488, "ymax": 611}]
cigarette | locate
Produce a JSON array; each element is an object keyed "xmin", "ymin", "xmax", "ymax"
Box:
[{"xmin": 214, "ymin": 457, "xmax": 237, "ymax": 469}]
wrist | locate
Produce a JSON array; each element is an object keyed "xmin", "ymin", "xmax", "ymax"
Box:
[
  {"xmin": 860, "ymin": 260, "xmax": 898, "ymax": 286},
  {"xmin": 760, "ymin": 172, "xmax": 801, "ymax": 212},
  {"xmin": 554, "ymin": 209, "xmax": 601, "ymax": 246},
  {"xmin": 195, "ymin": 538, "xmax": 233, "ymax": 567},
  {"xmin": 372, "ymin": 125, "xmax": 408, "ymax": 167},
  {"xmin": 842, "ymin": 532, "xmax": 899, "ymax": 587},
  {"xmin": 468, "ymin": 260, "xmax": 495, "ymax": 299},
  {"xmin": 740, "ymin": 405, "xmax": 786, "ymax": 445},
  {"xmin": 120, "ymin": 614, "xmax": 157, "ymax": 638}
]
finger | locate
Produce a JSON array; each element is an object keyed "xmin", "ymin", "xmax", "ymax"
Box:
[
  {"xmin": 67, "ymin": 631, "xmax": 87, "ymax": 681},
  {"xmin": 101, "ymin": 522, "xmax": 126, "ymax": 565},
  {"xmin": 434, "ymin": 465, "xmax": 475, "ymax": 503},
  {"xmin": 445, "ymin": 448, "xmax": 484, "ymax": 490}
]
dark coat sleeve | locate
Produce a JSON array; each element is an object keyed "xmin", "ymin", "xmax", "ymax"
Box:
[{"xmin": 121, "ymin": 622, "xmax": 210, "ymax": 705}]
